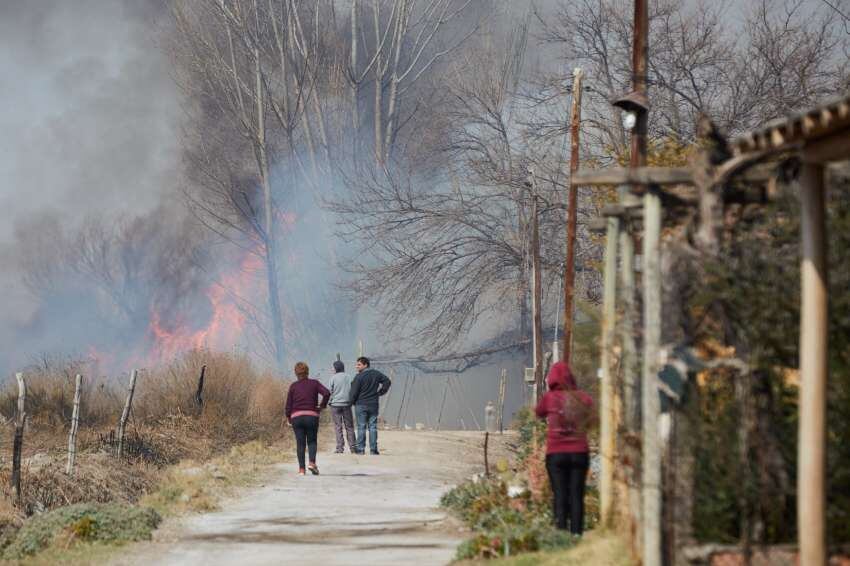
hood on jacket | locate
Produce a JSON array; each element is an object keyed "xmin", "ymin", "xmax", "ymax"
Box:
[{"xmin": 547, "ymin": 361, "xmax": 577, "ymax": 391}]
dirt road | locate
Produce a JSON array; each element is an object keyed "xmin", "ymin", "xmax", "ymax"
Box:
[{"xmin": 115, "ymin": 430, "xmax": 512, "ymax": 566}]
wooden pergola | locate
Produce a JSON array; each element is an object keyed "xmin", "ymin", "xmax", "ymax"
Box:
[{"xmin": 575, "ymin": 92, "xmax": 850, "ymax": 565}]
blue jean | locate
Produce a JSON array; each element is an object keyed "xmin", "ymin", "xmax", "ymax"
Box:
[{"xmin": 355, "ymin": 405, "xmax": 379, "ymax": 453}]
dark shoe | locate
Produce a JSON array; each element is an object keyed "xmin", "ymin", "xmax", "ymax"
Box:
[
  {"xmin": 308, "ymin": 463, "xmax": 319, "ymax": 475},
  {"xmin": 370, "ymin": 450, "xmax": 380, "ymax": 455},
  {"xmin": 334, "ymin": 449, "xmax": 344, "ymax": 454}
]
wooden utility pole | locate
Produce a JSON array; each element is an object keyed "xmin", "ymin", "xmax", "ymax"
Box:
[
  {"xmin": 117, "ymin": 369, "xmax": 139, "ymax": 459},
  {"xmin": 599, "ymin": 214, "xmax": 620, "ymax": 526},
  {"xmin": 66, "ymin": 374, "xmax": 83, "ymax": 475},
  {"xmin": 12, "ymin": 373, "xmax": 26, "ymax": 506},
  {"xmin": 530, "ymin": 179, "xmax": 544, "ymax": 403},
  {"xmin": 798, "ymin": 161, "xmax": 827, "ymax": 566},
  {"xmin": 563, "ymin": 67, "xmax": 584, "ymax": 365}
]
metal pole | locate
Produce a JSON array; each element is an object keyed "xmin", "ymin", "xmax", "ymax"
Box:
[
  {"xmin": 563, "ymin": 68, "xmax": 584, "ymax": 365},
  {"xmin": 798, "ymin": 162, "xmax": 827, "ymax": 566},
  {"xmin": 600, "ymin": 215, "xmax": 620, "ymax": 526}
]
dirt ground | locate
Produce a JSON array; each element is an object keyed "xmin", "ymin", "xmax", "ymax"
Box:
[{"xmin": 111, "ymin": 430, "xmax": 515, "ymax": 566}]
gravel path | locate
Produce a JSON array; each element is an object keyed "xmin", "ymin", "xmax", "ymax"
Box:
[{"xmin": 114, "ymin": 430, "xmax": 512, "ymax": 566}]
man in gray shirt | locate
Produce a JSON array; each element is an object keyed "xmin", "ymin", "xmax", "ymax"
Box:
[{"xmin": 328, "ymin": 360, "xmax": 356, "ymax": 453}]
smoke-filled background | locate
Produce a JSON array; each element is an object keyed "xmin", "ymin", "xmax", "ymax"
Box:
[{"xmin": 1, "ymin": 0, "xmax": 848, "ymax": 429}]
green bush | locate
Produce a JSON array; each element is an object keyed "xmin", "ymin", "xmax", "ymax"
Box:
[
  {"xmin": 442, "ymin": 478, "xmax": 577, "ymax": 560},
  {"xmin": 3, "ymin": 503, "xmax": 161, "ymax": 559}
]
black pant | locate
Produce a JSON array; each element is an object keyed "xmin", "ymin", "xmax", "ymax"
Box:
[
  {"xmin": 291, "ymin": 415, "xmax": 319, "ymax": 469},
  {"xmin": 545, "ymin": 452, "xmax": 589, "ymax": 534}
]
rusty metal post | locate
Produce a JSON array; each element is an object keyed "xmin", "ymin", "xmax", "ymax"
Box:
[
  {"xmin": 563, "ymin": 68, "xmax": 584, "ymax": 365},
  {"xmin": 798, "ymin": 161, "xmax": 827, "ymax": 566}
]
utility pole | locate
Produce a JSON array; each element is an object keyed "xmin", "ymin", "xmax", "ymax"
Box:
[
  {"xmin": 563, "ymin": 68, "xmax": 584, "ymax": 365},
  {"xmin": 631, "ymin": 1, "xmax": 661, "ymax": 564},
  {"xmin": 612, "ymin": 0, "xmax": 653, "ymax": 561},
  {"xmin": 530, "ymin": 179, "xmax": 544, "ymax": 403}
]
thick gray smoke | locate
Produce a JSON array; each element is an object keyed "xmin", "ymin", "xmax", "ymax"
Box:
[{"xmin": 0, "ymin": 1, "xmax": 182, "ymax": 372}]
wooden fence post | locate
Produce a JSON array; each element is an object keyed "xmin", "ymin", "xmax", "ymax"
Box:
[
  {"xmin": 484, "ymin": 431, "xmax": 490, "ymax": 477},
  {"xmin": 12, "ymin": 373, "xmax": 27, "ymax": 506},
  {"xmin": 194, "ymin": 365, "xmax": 206, "ymax": 408},
  {"xmin": 66, "ymin": 373, "xmax": 83, "ymax": 475},
  {"xmin": 619, "ymin": 187, "xmax": 642, "ymax": 553},
  {"xmin": 117, "ymin": 369, "xmax": 139, "ymax": 459}
]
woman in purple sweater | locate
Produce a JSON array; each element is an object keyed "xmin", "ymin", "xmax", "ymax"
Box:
[{"xmin": 285, "ymin": 362, "xmax": 330, "ymax": 475}]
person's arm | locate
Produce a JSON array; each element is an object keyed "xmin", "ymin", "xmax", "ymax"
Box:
[
  {"xmin": 317, "ymin": 382, "xmax": 331, "ymax": 410},
  {"xmin": 328, "ymin": 375, "xmax": 338, "ymax": 398},
  {"xmin": 377, "ymin": 371, "xmax": 391, "ymax": 396},
  {"xmin": 285, "ymin": 387, "xmax": 293, "ymax": 422},
  {"xmin": 349, "ymin": 375, "xmax": 361, "ymax": 405},
  {"xmin": 534, "ymin": 394, "xmax": 548, "ymax": 419}
]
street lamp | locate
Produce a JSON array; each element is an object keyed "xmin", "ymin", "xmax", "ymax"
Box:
[{"xmin": 612, "ymin": 90, "xmax": 650, "ymax": 131}]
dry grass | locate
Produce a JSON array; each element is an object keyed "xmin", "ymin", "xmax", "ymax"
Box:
[
  {"xmin": 0, "ymin": 350, "xmax": 289, "ymax": 519},
  {"xmin": 455, "ymin": 530, "xmax": 635, "ymax": 566}
]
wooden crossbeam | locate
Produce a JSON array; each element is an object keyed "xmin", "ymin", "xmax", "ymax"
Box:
[{"xmin": 572, "ymin": 167, "xmax": 692, "ymax": 186}]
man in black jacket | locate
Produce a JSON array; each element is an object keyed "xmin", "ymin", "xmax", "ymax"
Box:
[{"xmin": 349, "ymin": 356, "xmax": 391, "ymax": 455}]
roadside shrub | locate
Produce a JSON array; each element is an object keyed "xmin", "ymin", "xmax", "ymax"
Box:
[{"xmin": 2, "ymin": 502, "xmax": 161, "ymax": 558}]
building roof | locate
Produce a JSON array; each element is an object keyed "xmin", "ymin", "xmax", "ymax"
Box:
[{"xmin": 731, "ymin": 93, "xmax": 850, "ymax": 156}]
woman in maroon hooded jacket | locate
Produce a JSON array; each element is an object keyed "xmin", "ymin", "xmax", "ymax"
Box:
[
  {"xmin": 535, "ymin": 361, "xmax": 594, "ymax": 535},
  {"xmin": 285, "ymin": 362, "xmax": 330, "ymax": 475}
]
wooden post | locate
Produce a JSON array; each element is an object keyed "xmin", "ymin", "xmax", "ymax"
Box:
[
  {"xmin": 798, "ymin": 161, "xmax": 827, "ymax": 566},
  {"xmin": 66, "ymin": 374, "xmax": 83, "ymax": 475},
  {"xmin": 11, "ymin": 373, "xmax": 26, "ymax": 506},
  {"xmin": 531, "ymin": 190, "xmax": 544, "ymax": 403},
  {"xmin": 484, "ymin": 431, "xmax": 490, "ymax": 477},
  {"xmin": 117, "ymin": 369, "xmax": 139, "ymax": 459},
  {"xmin": 600, "ymin": 215, "xmax": 620, "ymax": 525},
  {"xmin": 194, "ymin": 365, "xmax": 206, "ymax": 408},
  {"xmin": 497, "ymin": 369, "xmax": 507, "ymax": 434},
  {"xmin": 563, "ymin": 67, "xmax": 584, "ymax": 365},
  {"xmin": 642, "ymin": 186, "xmax": 663, "ymax": 566},
  {"xmin": 619, "ymin": 187, "xmax": 642, "ymax": 549}
]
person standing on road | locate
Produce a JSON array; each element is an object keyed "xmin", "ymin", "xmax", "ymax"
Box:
[
  {"xmin": 285, "ymin": 362, "xmax": 330, "ymax": 475},
  {"xmin": 328, "ymin": 360, "xmax": 357, "ymax": 453},
  {"xmin": 349, "ymin": 356, "xmax": 391, "ymax": 455},
  {"xmin": 535, "ymin": 361, "xmax": 594, "ymax": 535}
]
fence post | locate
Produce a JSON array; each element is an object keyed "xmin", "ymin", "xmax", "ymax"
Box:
[
  {"xmin": 66, "ymin": 374, "xmax": 83, "ymax": 475},
  {"xmin": 117, "ymin": 369, "xmax": 139, "ymax": 459},
  {"xmin": 12, "ymin": 373, "xmax": 27, "ymax": 506},
  {"xmin": 484, "ymin": 431, "xmax": 490, "ymax": 477},
  {"xmin": 497, "ymin": 369, "xmax": 507, "ymax": 434},
  {"xmin": 600, "ymin": 214, "xmax": 620, "ymax": 526},
  {"xmin": 642, "ymin": 186, "xmax": 663, "ymax": 566},
  {"xmin": 194, "ymin": 365, "xmax": 206, "ymax": 408}
]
